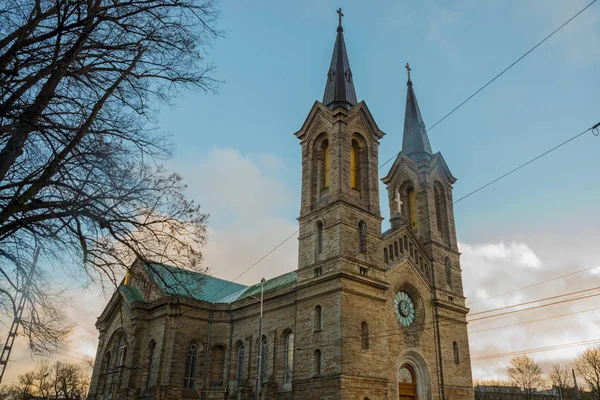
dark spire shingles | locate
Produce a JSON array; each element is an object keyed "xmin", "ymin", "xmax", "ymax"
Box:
[
  {"xmin": 322, "ymin": 11, "xmax": 357, "ymax": 110},
  {"xmin": 402, "ymin": 78, "xmax": 433, "ymax": 161}
]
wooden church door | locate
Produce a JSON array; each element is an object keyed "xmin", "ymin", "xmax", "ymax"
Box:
[{"xmin": 398, "ymin": 365, "xmax": 417, "ymax": 400}]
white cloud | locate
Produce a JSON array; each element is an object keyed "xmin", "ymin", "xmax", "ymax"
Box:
[{"xmin": 460, "ymin": 241, "xmax": 543, "ymax": 269}]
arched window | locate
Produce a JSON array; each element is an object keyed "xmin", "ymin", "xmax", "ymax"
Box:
[
  {"xmin": 184, "ymin": 344, "xmax": 198, "ymax": 389},
  {"xmin": 322, "ymin": 140, "xmax": 330, "ymax": 189},
  {"xmin": 389, "ymin": 245, "xmax": 394, "ymax": 261},
  {"xmin": 313, "ymin": 350, "xmax": 322, "ymax": 376},
  {"xmin": 145, "ymin": 341, "xmax": 156, "ymax": 392},
  {"xmin": 235, "ymin": 343, "xmax": 245, "ymax": 387},
  {"xmin": 314, "ymin": 305, "xmax": 322, "ymax": 331},
  {"xmin": 445, "ymin": 257, "xmax": 453, "ymax": 289},
  {"xmin": 358, "ymin": 220, "xmax": 367, "ymax": 253},
  {"xmin": 351, "ymin": 140, "xmax": 360, "ymax": 190},
  {"xmin": 399, "ymin": 238, "xmax": 403, "ymax": 254},
  {"xmin": 210, "ymin": 345, "xmax": 226, "ymax": 386},
  {"xmin": 406, "ymin": 186, "xmax": 417, "ymax": 229},
  {"xmin": 315, "ymin": 221, "xmax": 324, "ymax": 255},
  {"xmin": 453, "ymin": 341, "xmax": 460, "ymax": 364},
  {"xmin": 409, "ymin": 242, "xmax": 414, "ymax": 259},
  {"xmin": 434, "ymin": 181, "xmax": 449, "ymax": 242},
  {"xmin": 361, "ymin": 322, "xmax": 369, "ymax": 349},
  {"xmin": 394, "ymin": 241, "xmax": 399, "ymax": 258},
  {"xmin": 383, "ymin": 248, "xmax": 388, "ymax": 264},
  {"xmin": 284, "ymin": 332, "xmax": 294, "ymax": 384},
  {"xmin": 404, "ymin": 235, "xmax": 408, "ymax": 251}
]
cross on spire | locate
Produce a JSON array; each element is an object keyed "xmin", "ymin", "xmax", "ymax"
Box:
[
  {"xmin": 337, "ymin": 8, "xmax": 344, "ymax": 30},
  {"xmin": 405, "ymin": 63, "xmax": 412, "ymax": 83}
]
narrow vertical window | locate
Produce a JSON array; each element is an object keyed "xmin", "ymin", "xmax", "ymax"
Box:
[
  {"xmin": 434, "ymin": 185, "xmax": 444, "ymax": 234},
  {"xmin": 210, "ymin": 345, "xmax": 225, "ymax": 386},
  {"xmin": 445, "ymin": 257, "xmax": 453, "ymax": 289},
  {"xmin": 358, "ymin": 220, "xmax": 367, "ymax": 253},
  {"xmin": 384, "ymin": 248, "xmax": 388, "ymax": 264},
  {"xmin": 399, "ymin": 238, "xmax": 404, "ymax": 254},
  {"xmin": 235, "ymin": 344, "xmax": 245, "ymax": 387},
  {"xmin": 409, "ymin": 243, "xmax": 414, "ymax": 259},
  {"xmin": 315, "ymin": 221, "xmax": 324, "ymax": 255},
  {"xmin": 407, "ymin": 187, "xmax": 417, "ymax": 229},
  {"xmin": 184, "ymin": 344, "xmax": 198, "ymax": 389},
  {"xmin": 314, "ymin": 305, "xmax": 322, "ymax": 331},
  {"xmin": 453, "ymin": 341, "xmax": 460, "ymax": 364},
  {"xmin": 389, "ymin": 245, "xmax": 394, "ymax": 261},
  {"xmin": 361, "ymin": 322, "xmax": 369, "ymax": 349},
  {"xmin": 313, "ymin": 350, "xmax": 322, "ymax": 376},
  {"xmin": 351, "ymin": 141, "xmax": 359, "ymax": 190},
  {"xmin": 322, "ymin": 141, "xmax": 330, "ymax": 188},
  {"xmin": 394, "ymin": 241, "xmax": 399, "ymax": 258},
  {"xmin": 284, "ymin": 333, "xmax": 294, "ymax": 384},
  {"xmin": 146, "ymin": 341, "xmax": 156, "ymax": 392}
]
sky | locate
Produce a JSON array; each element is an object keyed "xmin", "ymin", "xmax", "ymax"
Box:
[{"xmin": 3, "ymin": 0, "xmax": 600, "ymax": 387}]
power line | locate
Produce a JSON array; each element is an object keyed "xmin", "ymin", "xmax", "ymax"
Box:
[
  {"xmin": 198, "ymin": 0, "xmax": 599, "ymax": 288},
  {"xmin": 468, "ymin": 292, "xmax": 600, "ymax": 323},
  {"xmin": 257, "ymin": 279, "xmax": 600, "ymax": 357},
  {"xmin": 469, "ymin": 286, "xmax": 600, "ymax": 316},
  {"xmin": 453, "ymin": 124, "xmax": 598, "ymax": 204},
  {"xmin": 467, "ymin": 265, "xmax": 600, "ymax": 306},
  {"xmin": 426, "ymin": 0, "xmax": 597, "ymax": 132},
  {"xmin": 471, "ymin": 338, "xmax": 600, "ymax": 361},
  {"xmin": 469, "ymin": 305, "xmax": 600, "ymax": 334}
]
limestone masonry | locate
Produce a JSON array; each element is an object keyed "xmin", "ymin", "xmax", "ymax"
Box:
[{"xmin": 88, "ymin": 14, "xmax": 474, "ymax": 400}]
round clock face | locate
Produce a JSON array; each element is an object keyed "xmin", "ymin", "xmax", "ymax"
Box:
[{"xmin": 394, "ymin": 291, "xmax": 415, "ymax": 327}]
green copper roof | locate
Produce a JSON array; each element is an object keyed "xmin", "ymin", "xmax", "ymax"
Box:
[
  {"xmin": 145, "ymin": 262, "xmax": 297, "ymax": 304},
  {"xmin": 146, "ymin": 262, "xmax": 248, "ymax": 303},
  {"xmin": 119, "ymin": 285, "xmax": 144, "ymax": 303},
  {"xmin": 235, "ymin": 271, "xmax": 297, "ymax": 302}
]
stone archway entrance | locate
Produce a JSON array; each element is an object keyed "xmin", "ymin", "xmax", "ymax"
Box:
[{"xmin": 397, "ymin": 364, "xmax": 417, "ymax": 400}]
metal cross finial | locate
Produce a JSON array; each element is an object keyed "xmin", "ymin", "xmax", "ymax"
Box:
[
  {"xmin": 337, "ymin": 8, "xmax": 344, "ymax": 28},
  {"xmin": 405, "ymin": 63, "xmax": 412, "ymax": 82}
]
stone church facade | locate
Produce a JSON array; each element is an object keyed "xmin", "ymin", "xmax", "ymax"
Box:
[{"xmin": 88, "ymin": 15, "xmax": 474, "ymax": 400}]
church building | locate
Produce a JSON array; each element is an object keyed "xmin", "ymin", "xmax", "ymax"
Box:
[{"xmin": 88, "ymin": 11, "xmax": 474, "ymax": 400}]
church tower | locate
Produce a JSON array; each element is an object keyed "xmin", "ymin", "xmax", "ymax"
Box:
[
  {"xmin": 295, "ymin": 10, "xmax": 385, "ymax": 282},
  {"xmin": 381, "ymin": 68, "xmax": 464, "ymax": 298}
]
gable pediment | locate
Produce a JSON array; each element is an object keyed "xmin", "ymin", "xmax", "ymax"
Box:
[{"xmin": 294, "ymin": 101, "xmax": 335, "ymax": 143}]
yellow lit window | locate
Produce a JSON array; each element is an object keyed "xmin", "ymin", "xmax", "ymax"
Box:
[
  {"xmin": 408, "ymin": 187, "xmax": 417, "ymax": 229},
  {"xmin": 351, "ymin": 142, "xmax": 358, "ymax": 189}
]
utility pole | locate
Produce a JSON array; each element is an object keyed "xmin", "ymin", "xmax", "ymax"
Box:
[
  {"xmin": 254, "ymin": 278, "xmax": 265, "ymax": 400},
  {"xmin": 572, "ymin": 369, "xmax": 581, "ymax": 400},
  {"xmin": 0, "ymin": 247, "xmax": 41, "ymax": 384}
]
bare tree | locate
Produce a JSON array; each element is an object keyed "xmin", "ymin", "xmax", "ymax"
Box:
[
  {"xmin": 0, "ymin": 361, "xmax": 89, "ymax": 400},
  {"xmin": 575, "ymin": 347, "xmax": 600, "ymax": 400},
  {"xmin": 507, "ymin": 355, "xmax": 544, "ymax": 400},
  {"xmin": 550, "ymin": 364, "xmax": 573, "ymax": 400},
  {"xmin": 0, "ymin": 0, "xmax": 221, "ymax": 352}
]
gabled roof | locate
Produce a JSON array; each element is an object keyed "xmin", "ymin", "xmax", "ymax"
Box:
[
  {"xmin": 145, "ymin": 262, "xmax": 297, "ymax": 304},
  {"xmin": 146, "ymin": 262, "xmax": 248, "ymax": 303},
  {"xmin": 322, "ymin": 18, "xmax": 357, "ymax": 110}
]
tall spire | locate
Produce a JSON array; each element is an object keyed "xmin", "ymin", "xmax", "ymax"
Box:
[
  {"xmin": 322, "ymin": 8, "xmax": 357, "ymax": 110},
  {"xmin": 402, "ymin": 64, "xmax": 433, "ymax": 161}
]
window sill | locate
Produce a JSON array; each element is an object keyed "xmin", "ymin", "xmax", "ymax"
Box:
[{"xmin": 313, "ymin": 328, "xmax": 322, "ymax": 333}]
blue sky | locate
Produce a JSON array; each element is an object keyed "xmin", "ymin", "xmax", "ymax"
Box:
[
  {"xmin": 159, "ymin": 0, "xmax": 599, "ymax": 241},
  {"xmin": 4, "ymin": 0, "xmax": 600, "ymax": 385}
]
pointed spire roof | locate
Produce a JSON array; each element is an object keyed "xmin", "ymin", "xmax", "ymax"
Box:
[
  {"xmin": 322, "ymin": 8, "xmax": 357, "ymax": 110},
  {"xmin": 402, "ymin": 64, "xmax": 433, "ymax": 161}
]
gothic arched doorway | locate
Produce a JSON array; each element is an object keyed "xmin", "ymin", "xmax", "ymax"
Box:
[{"xmin": 398, "ymin": 364, "xmax": 417, "ymax": 400}]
